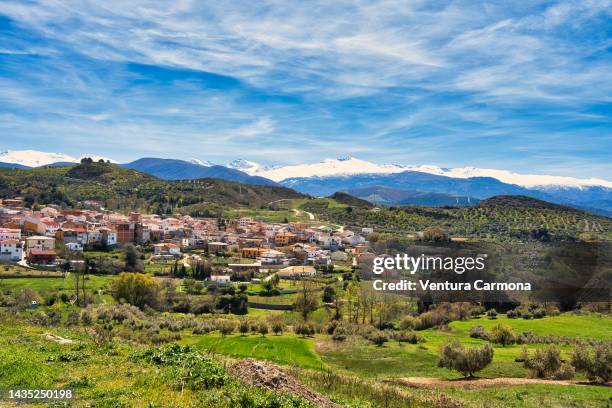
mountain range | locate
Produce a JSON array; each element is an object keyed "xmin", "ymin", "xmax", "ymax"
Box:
[{"xmin": 1, "ymin": 150, "xmax": 610, "ymax": 215}]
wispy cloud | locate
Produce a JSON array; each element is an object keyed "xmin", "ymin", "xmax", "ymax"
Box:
[{"xmin": 0, "ymin": 0, "xmax": 610, "ymax": 178}]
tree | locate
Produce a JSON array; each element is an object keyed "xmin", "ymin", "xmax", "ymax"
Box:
[
  {"xmin": 322, "ymin": 286, "xmax": 336, "ymax": 303},
  {"xmin": 523, "ymin": 345, "xmax": 563, "ymax": 378},
  {"xmin": 123, "ymin": 244, "xmax": 143, "ymax": 272},
  {"xmin": 438, "ymin": 341, "xmax": 494, "ymax": 378},
  {"xmin": 111, "ymin": 273, "xmax": 160, "ymax": 310},
  {"xmin": 293, "ymin": 278, "xmax": 319, "ymax": 321},
  {"xmin": 489, "ymin": 324, "xmax": 516, "ymax": 346},
  {"xmin": 571, "ymin": 344, "xmax": 612, "ymax": 383}
]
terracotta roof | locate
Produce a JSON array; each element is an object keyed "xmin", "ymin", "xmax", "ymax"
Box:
[{"xmin": 28, "ymin": 250, "xmax": 56, "ymax": 255}]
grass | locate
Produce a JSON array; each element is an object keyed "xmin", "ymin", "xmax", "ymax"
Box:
[
  {"xmin": 450, "ymin": 314, "xmax": 612, "ymax": 340},
  {"xmin": 184, "ymin": 332, "xmax": 326, "ymax": 370},
  {"xmin": 319, "ymin": 314, "xmax": 611, "ymax": 380},
  {"xmin": 446, "ymin": 384, "xmax": 612, "ymax": 408},
  {"xmin": 0, "ymin": 274, "xmax": 114, "ymax": 292}
]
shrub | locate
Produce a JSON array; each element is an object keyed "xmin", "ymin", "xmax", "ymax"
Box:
[
  {"xmin": 396, "ymin": 330, "xmax": 424, "ymax": 345},
  {"xmin": 399, "ymin": 316, "xmax": 417, "ymax": 330},
  {"xmin": 238, "ymin": 320, "xmax": 250, "ymax": 336},
  {"xmin": 368, "ymin": 331, "xmax": 388, "ymax": 347},
  {"xmin": 522, "ymin": 312, "xmax": 533, "ymax": 320},
  {"xmin": 294, "ymin": 322, "xmax": 314, "ymax": 337},
  {"xmin": 257, "ymin": 322, "xmax": 269, "ymax": 337},
  {"xmin": 552, "ymin": 363, "xmax": 575, "ymax": 380},
  {"xmin": 571, "ymin": 344, "xmax": 612, "ymax": 383},
  {"xmin": 219, "ymin": 320, "xmax": 235, "ymax": 336},
  {"xmin": 532, "ymin": 308, "xmax": 546, "ymax": 319},
  {"xmin": 523, "ymin": 345, "xmax": 563, "ymax": 378},
  {"xmin": 80, "ymin": 309, "xmax": 93, "ymax": 325},
  {"xmin": 271, "ymin": 321, "xmax": 285, "ymax": 335},
  {"xmin": 506, "ymin": 309, "xmax": 519, "ymax": 318},
  {"xmin": 437, "ymin": 341, "xmax": 494, "ymax": 377},
  {"xmin": 489, "ymin": 324, "xmax": 516, "ymax": 346},
  {"xmin": 486, "ymin": 309, "xmax": 497, "ymax": 319},
  {"xmin": 469, "ymin": 325, "xmax": 489, "ymax": 340}
]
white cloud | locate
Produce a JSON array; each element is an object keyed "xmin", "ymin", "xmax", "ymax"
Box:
[{"xmin": 237, "ymin": 117, "xmax": 275, "ymax": 137}]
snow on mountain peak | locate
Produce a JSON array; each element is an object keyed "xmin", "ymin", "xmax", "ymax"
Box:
[
  {"xmin": 188, "ymin": 158, "xmax": 214, "ymax": 167},
  {"xmin": 227, "ymin": 159, "xmax": 266, "ymax": 173},
  {"xmin": 244, "ymin": 156, "xmax": 611, "ymax": 189},
  {"xmin": 251, "ymin": 157, "xmax": 407, "ymax": 181},
  {"xmin": 0, "ymin": 150, "xmax": 77, "ymax": 167},
  {"xmin": 0, "ymin": 150, "xmax": 118, "ymax": 167}
]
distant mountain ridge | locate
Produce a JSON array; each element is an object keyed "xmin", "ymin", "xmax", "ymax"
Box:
[
  {"xmin": 0, "ymin": 150, "xmax": 609, "ymax": 215},
  {"xmin": 346, "ymin": 186, "xmax": 478, "ymax": 207},
  {"xmin": 121, "ymin": 158, "xmax": 277, "ymax": 186}
]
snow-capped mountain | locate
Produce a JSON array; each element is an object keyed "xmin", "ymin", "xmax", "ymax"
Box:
[
  {"xmin": 241, "ymin": 156, "xmax": 611, "ymax": 189},
  {"xmin": 247, "ymin": 157, "xmax": 407, "ymax": 182},
  {"xmin": 227, "ymin": 159, "xmax": 270, "ymax": 174},
  {"xmin": 188, "ymin": 158, "xmax": 214, "ymax": 167},
  {"xmin": 0, "ymin": 150, "xmax": 116, "ymax": 167},
  {"xmin": 0, "ymin": 150, "xmax": 78, "ymax": 167},
  {"xmin": 404, "ymin": 165, "xmax": 612, "ymax": 189}
]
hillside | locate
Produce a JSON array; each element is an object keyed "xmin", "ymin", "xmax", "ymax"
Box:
[
  {"xmin": 346, "ymin": 186, "xmax": 478, "ymax": 207},
  {"xmin": 301, "ymin": 195, "xmax": 611, "ymax": 242},
  {"xmin": 0, "ymin": 163, "xmax": 305, "ymax": 216},
  {"xmin": 478, "ymin": 195, "xmax": 580, "ymax": 212},
  {"xmin": 328, "ymin": 192, "xmax": 373, "ymax": 208}
]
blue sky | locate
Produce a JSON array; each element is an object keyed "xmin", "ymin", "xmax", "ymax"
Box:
[{"xmin": 0, "ymin": 0, "xmax": 610, "ymax": 178}]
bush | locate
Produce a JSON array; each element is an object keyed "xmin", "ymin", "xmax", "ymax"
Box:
[
  {"xmin": 271, "ymin": 321, "xmax": 285, "ymax": 335},
  {"xmin": 571, "ymin": 344, "xmax": 612, "ymax": 383},
  {"xmin": 80, "ymin": 309, "xmax": 93, "ymax": 325},
  {"xmin": 523, "ymin": 345, "xmax": 563, "ymax": 378},
  {"xmin": 399, "ymin": 316, "xmax": 417, "ymax": 330},
  {"xmin": 552, "ymin": 363, "xmax": 575, "ymax": 380},
  {"xmin": 396, "ymin": 330, "xmax": 424, "ymax": 345},
  {"xmin": 469, "ymin": 325, "xmax": 489, "ymax": 340},
  {"xmin": 111, "ymin": 273, "xmax": 160, "ymax": 310},
  {"xmin": 294, "ymin": 322, "xmax": 315, "ymax": 337},
  {"xmin": 257, "ymin": 322, "xmax": 269, "ymax": 337},
  {"xmin": 486, "ymin": 309, "xmax": 497, "ymax": 319},
  {"xmin": 368, "ymin": 331, "xmax": 389, "ymax": 347},
  {"xmin": 438, "ymin": 341, "xmax": 494, "ymax": 377},
  {"xmin": 506, "ymin": 309, "xmax": 519, "ymax": 318},
  {"xmin": 238, "ymin": 320, "xmax": 250, "ymax": 336},
  {"xmin": 489, "ymin": 324, "xmax": 516, "ymax": 346},
  {"xmin": 219, "ymin": 320, "xmax": 236, "ymax": 336}
]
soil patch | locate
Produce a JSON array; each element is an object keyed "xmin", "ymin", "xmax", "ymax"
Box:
[
  {"xmin": 229, "ymin": 359, "xmax": 340, "ymax": 408},
  {"xmin": 388, "ymin": 376, "xmax": 585, "ymax": 389}
]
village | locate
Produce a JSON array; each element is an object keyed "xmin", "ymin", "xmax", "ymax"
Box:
[{"xmin": 0, "ymin": 197, "xmax": 375, "ymax": 285}]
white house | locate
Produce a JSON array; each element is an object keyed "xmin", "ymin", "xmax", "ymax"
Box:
[
  {"xmin": 0, "ymin": 228, "xmax": 21, "ymax": 241},
  {"xmin": 210, "ymin": 275, "xmax": 231, "ymax": 285},
  {"xmin": 66, "ymin": 242, "xmax": 83, "ymax": 252},
  {"xmin": 0, "ymin": 239, "xmax": 23, "ymax": 261},
  {"xmin": 25, "ymin": 235, "xmax": 55, "ymax": 251}
]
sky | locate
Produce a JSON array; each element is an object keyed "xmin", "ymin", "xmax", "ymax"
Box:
[{"xmin": 0, "ymin": 0, "xmax": 611, "ymax": 178}]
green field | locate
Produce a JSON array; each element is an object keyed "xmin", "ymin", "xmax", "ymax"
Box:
[{"xmin": 184, "ymin": 333, "xmax": 325, "ymax": 370}]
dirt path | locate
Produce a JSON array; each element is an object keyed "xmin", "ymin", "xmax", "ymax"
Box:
[
  {"xmin": 387, "ymin": 376, "xmax": 594, "ymax": 389},
  {"xmin": 292, "ymin": 208, "xmax": 315, "ymax": 221}
]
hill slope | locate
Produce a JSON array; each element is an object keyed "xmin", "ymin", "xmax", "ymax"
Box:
[
  {"xmin": 122, "ymin": 158, "xmax": 277, "ymax": 186},
  {"xmin": 346, "ymin": 186, "xmax": 478, "ymax": 207},
  {"xmin": 0, "ymin": 163, "xmax": 305, "ymax": 216},
  {"xmin": 300, "ymin": 194, "xmax": 610, "ymax": 242}
]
